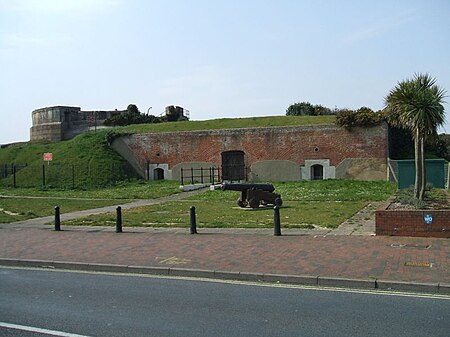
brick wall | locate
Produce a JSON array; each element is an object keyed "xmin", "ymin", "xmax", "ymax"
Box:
[
  {"xmin": 376, "ymin": 202, "xmax": 450, "ymax": 238},
  {"xmin": 126, "ymin": 123, "xmax": 388, "ymax": 173}
]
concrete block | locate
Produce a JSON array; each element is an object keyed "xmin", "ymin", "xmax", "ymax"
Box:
[
  {"xmin": 263, "ymin": 273, "xmax": 318, "ymax": 286},
  {"xmin": 46, "ymin": 261, "xmax": 91, "ymax": 271},
  {"xmin": 438, "ymin": 283, "xmax": 450, "ymax": 295},
  {"xmin": 127, "ymin": 265, "xmax": 170, "ymax": 276},
  {"xmin": 85, "ymin": 263, "xmax": 129, "ymax": 273},
  {"xmin": 376, "ymin": 279, "xmax": 439, "ymax": 293},
  {"xmin": 318, "ymin": 276, "xmax": 376, "ymax": 289},
  {"xmin": 169, "ymin": 267, "xmax": 215, "ymax": 279},
  {"xmin": 214, "ymin": 270, "xmax": 241, "ymax": 280},
  {"xmin": 236, "ymin": 272, "xmax": 264, "ymax": 282}
]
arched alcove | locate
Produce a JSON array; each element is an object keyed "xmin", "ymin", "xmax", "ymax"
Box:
[
  {"xmin": 311, "ymin": 164, "xmax": 324, "ymax": 180},
  {"xmin": 153, "ymin": 168, "xmax": 165, "ymax": 180}
]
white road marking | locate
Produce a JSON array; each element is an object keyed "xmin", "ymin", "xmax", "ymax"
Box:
[{"xmin": 0, "ymin": 322, "xmax": 92, "ymax": 337}]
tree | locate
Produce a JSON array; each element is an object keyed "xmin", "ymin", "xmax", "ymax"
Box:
[
  {"xmin": 335, "ymin": 107, "xmax": 383, "ymax": 129},
  {"xmin": 385, "ymin": 73, "xmax": 446, "ymax": 200},
  {"xmin": 286, "ymin": 102, "xmax": 315, "ymax": 116},
  {"xmin": 126, "ymin": 104, "xmax": 140, "ymax": 115}
]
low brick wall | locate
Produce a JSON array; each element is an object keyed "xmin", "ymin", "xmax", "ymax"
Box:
[{"xmin": 375, "ymin": 201, "xmax": 450, "ymax": 238}]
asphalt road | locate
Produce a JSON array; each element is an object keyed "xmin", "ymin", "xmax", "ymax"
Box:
[{"xmin": 1, "ymin": 267, "xmax": 449, "ymax": 337}]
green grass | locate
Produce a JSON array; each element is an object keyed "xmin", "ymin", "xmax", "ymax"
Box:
[
  {"xmin": 118, "ymin": 115, "xmax": 335, "ymax": 134},
  {"xmin": 0, "ymin": 180, "xmax": 181, "ymax": 223},
  {"xmin": 0, "ymin": 180, "xmax": 181, "ymax": 199},
  {"xmin": 0, "ymin": 197, "xmax": 130, "ymax": 223},
  {"xmin": 0, "ymin": 131, "xmax": 137, "ymax": 188},
  {"xmin": 62, "ymin": 180, "xmax": 395, "ymax": 229},
  {"xmin": 0, "ymin": 131, "xmax": 118, "ymax": 164},
  {"xmin": 276, "ymin": 180, "xmax": 395, "ymax": 201}
]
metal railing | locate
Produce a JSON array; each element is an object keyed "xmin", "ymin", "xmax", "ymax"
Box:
[
  {"xmin": 0, "ymin": 161, "xmax": 139, "ymax": 189},
  {"xmin": 180, "ymin": 165, "xmax": 248, "ymax": 185},
  {"xmin": 180, "ymin": 167, "xmax": 221, "ymax": 186}
]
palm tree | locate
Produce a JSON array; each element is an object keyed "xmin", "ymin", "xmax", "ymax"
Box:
[{"xmin": 385, "ymin": 73, "xmax": 446, "ymax": 200}]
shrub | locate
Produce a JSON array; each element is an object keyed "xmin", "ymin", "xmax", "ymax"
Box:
[
  {"xmin": 286, "ymin": 102, "xmax": 334, "ymax": 116},
  {"xmin": 336, "ymin": 107, "xmax": 384, "ymax": 129}
]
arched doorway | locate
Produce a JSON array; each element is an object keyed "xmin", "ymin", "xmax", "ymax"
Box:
[
  {"xmin": 153, "ymin": 168, "xmax": 165, "ymax": 180},
  {"xmin": 221, "ymin": 151, "xmax": 245, "ymax": 181},
  {"xmin": 311, "ymin": 164, "xmax": 323, "ymax": 180}
]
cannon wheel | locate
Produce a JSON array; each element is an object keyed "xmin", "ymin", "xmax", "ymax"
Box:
[
  {"xmin": 237, "ymin": 197, "xmax": 247, "ymax": 208},
  {"xmin": 275, "ymin": 197, "xmax": 283, "ymax": 207},
  {"xmin": 248, "ymin": 198, "xmax": 260, "ymax": 209}
]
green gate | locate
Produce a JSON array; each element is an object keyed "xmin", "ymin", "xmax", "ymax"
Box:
[{"xmin": 397, "ymin": 159, "xmax": 446, "ymax": 189}]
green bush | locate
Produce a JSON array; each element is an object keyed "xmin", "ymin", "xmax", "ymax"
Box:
[
  {"xmin": 336, "ymin": 107, "xmax": 384, "ymax": 129},
  {"xmin": 286, "ymin": 102, "xmax": 333, "ymax": 116}
]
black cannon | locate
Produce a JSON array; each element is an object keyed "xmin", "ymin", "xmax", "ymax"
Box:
[{"xmin": 221, "ymin": 183, "xmax": 282, "ymax": 209}]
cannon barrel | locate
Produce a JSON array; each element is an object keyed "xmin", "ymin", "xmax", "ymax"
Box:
[{"xmin": 221, "ymin": 183, "xmax": 275, "ymax": 193}]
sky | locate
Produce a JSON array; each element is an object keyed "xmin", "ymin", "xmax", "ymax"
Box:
[{"xmin": 1, "ymin": 0, "xmax": 449, "ymax": 145}]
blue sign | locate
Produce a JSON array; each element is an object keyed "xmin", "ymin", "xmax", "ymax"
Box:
[{"xmin": 424, "ymin": 214, "xmax": 433, "ymax": 225}]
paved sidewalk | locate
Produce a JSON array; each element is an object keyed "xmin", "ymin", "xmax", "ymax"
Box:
[
  {"xmin": 1, "ymin": 193, "xmax": 449, "ymax": 294},
  {"xmin": 1, "ymin": 224, "xmax": 449, "ymax": 294}
]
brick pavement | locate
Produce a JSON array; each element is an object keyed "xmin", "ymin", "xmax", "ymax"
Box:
[{"xmin": 0, "ymin": 225, "xmax": 448, "ymax": 293}]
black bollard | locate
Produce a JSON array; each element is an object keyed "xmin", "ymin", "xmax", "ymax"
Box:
[
  {"xmin": 116, "ymin": 206, "xmax": 122, "ymax": 233},
  {"xmin": 274, "ymin": 205, "xmax": 281, "ymax": 236},
  {"xmin": 190, "ymin": 206, "xmax": 197, "ymax": 234},
  {"xmin": 54, "ymin": 206, "xmax": 61, "ymax": 231}
]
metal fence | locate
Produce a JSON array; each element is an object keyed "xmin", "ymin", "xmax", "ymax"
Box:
[
  {"xmin": 180, "ymin": 167, "xmax": 221, "ymax": 185},
  {"xmin": 388, "ymin": 158, "xmax": 448, "ymax": 189},
  {"xmin": 0, "ymin": 161, "xmax": 140, "ymax": 189},
  {"xmin": 445, "ymin": 162, "xmax": 449, "ymax": 189},
  {"xmin": 180, "ymin": 166, "xmax": 248, "ymax": 185}
]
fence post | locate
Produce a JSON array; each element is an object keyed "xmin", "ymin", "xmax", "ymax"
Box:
[
  {"xmin": 190, "ymin": 206, "xmax": 197, "ymax": 234},
  {"xmin": 200, "ymin": 167, "xmax": 204, "ymax": 184},
  {"xmin": 13, "ymin": 164, "xmax": 16, "ymax": 188},
  {"xmin": 191, "ymin": 168, "xmax": 194, "ymax": 185},
  {"xmin": 274, "ymin": 206, "xmax": 281, "ymax": 236},
  {"xmin": 42, "ymin": 164, "xmax": 46, "ymax": 187},
  {"xmin": 181, "ymin": 168, "xmax": 184, "ymax": 186},
  {"xmin": 54, "ymin": 206, "xmax": 61, "ymax": 231},
  {"xmin": 116, "ymin": 206, "xmax": 122, "ymax": 233},
  {"xmin": 72, "ymin": 164, "xmax": 75, "ymax": 189}
]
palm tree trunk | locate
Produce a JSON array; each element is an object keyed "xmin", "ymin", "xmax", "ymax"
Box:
[
  {"xmin": 414, "ymin": 129, "xmax": 422, "ymax": 200},
  {"xmin": 419, "ymin": 136, "xmax": 426, "ymax": 200}
]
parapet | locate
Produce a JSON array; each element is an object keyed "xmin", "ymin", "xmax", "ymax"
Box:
[{"xmin": 30, "ymin": 106, "xmax": 122, "ymax": 142}]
